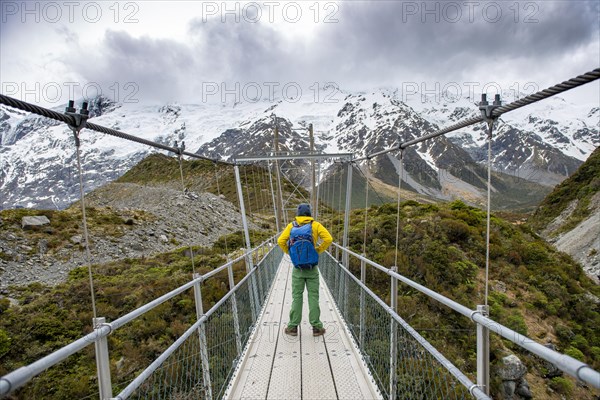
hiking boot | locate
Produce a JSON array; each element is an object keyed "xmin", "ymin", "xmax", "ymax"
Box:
[
  {"xmin": 312, "ymin": 327, "xmax": 326, "ymax": 337},
  {"xmin": 284, "ymin": 326, "xmax": 298, "ymax": 336}
]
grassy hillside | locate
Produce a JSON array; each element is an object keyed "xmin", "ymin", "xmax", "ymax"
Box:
[
  {"xmin": 318, "ymin": 164, "xmax": 433, "ymax": 210},
  {"xmin": 1, "ymin": 200, "xmax": 598, "ymax": 398},
  {"xmin": 325, "ymin": 200, "xmax": 599, "ymax": 399},
  {"xmin": 529, "ymin": 146, "xmax": 600, "ymax": 236},
  {"xmin": 317, "ymin": 162, "xmax": 551, "ymax": 213},
  {"xmin": 0, "ymin": 229, "xmax": 272, "ymax": 399},
  {"xmin": 117, "ymin": 153, "xmax": 311, "ymax": 221}
]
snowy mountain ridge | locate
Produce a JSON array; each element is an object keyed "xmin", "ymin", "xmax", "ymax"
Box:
[{"xmin": 0, "ymin": 87, "xmax": 597, "ymax": 210}]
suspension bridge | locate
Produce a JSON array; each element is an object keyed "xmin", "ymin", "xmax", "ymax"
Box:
[{"xmin": 1, "ymin": 68, "xmax": 600, "ymax": 399}]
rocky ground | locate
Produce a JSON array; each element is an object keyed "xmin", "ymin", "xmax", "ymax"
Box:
[
  {"xmin": 544, "ymin": 192, "xmax": 600, "ymax": 284},
  {"xmin": 0, "ymin": 182, "xmax": 259, "ymax": 291}
]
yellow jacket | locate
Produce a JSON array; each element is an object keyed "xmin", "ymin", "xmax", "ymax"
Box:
[{"xmin": 277, "ymin": 216, "xmax": 333, "ymax": 254}]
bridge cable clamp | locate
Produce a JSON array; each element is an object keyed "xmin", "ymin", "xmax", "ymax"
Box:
[
  {"xmin": 64, "ymin": 100, "xmax": 90, "ymax": 147},
  {"xmin": 478, "ymin": 94, "xmax": 502, "ymax": 132},
  {"xmin": 174, "ymin": 140, "xmax": 186, "ymax": 156}
]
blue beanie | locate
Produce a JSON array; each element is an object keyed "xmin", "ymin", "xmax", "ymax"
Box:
[{"xmin": 297, "ymin": 203, "xmax": 311, "ymax": 216}]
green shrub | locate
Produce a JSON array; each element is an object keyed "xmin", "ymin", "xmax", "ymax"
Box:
[
  {"xmin": 570, "ymin": 334, "xmax": 589, "ymax": 351},
  {"xmin": 549, "ymin": 376, "xmax": 574, "ymax": 395},
  {"xmin": 565, "ymin": 346, "xmax": 585, "ymax": 361},
  {"xmin": 441, "ymin": 219, "xmax": 471, "ymax": 243},
  {"xmin": 505, "ymin": 311, "xmax": 528, "ymax": 336},
  {"xmin": 0, "ymin": 298, "xmax": 10, "ymax": 314},
  {"xmin": 0, "ymin": 329, "xmax": 10, "ymax": 357},
  {"xmin": 449, "ymin": 200, "xmax": 468, "ymax": 210}
]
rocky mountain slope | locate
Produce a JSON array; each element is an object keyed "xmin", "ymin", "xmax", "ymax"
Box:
[
  {"xmin": 1, "ymin": 88, "xmax": 597, "ymax": 210},
  {"xmin": 414, "ymin": 92, "xmax": 598, "ymax": 186},
  {"xmin": 529, "ymin": 146, "xmax": 600, "ymax": 283},
  {"xmin": 0, "ymin": 152, "xmax": 313, "ymax": 290},
  {"xmin": 0, "ymin": 185, "xmax": 255, "ymax": 291},
  {"xmin": 0, "ymin": 153, "xmax": 286, "ymax": 290}
]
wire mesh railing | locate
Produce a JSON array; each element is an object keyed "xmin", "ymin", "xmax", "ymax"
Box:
[
  {"xmin": 0, "ymin": 241, "xmax": 283, "ymax": 400},
  {"xmin": 319, "ymin": 251, "xmax": 489, "ymax": 400},
  {"xmin": 123, "ymin": 244, "xmax": 282, "ymax": 400},
  {"xmin": 324, "ymin": 243, "xmax": 600, "ymax": 398}
]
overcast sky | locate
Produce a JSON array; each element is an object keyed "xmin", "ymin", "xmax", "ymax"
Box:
[{"xmin": 1, "ymin": 1, "xmax": 599, "ymax": 107}]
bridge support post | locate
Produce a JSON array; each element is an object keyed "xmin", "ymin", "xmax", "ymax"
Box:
[
  {"xmin": 389, "ymin": 267, "xmax": 398, "ymax": 400},
  {"xmin": 359, "ymin": 256, "xmax": 366, "ymax": 349},
  {"xmin": 339, "ymin": 162, "xmax": 353, "ymax": 313},
  {"xmin": 341, "ymin": 161, "xmax": 353, "ymax": 268},
  {"xmin": 267, "ymin": 162, "xmax": 280, "ymax": 232},
  {"xmin": 234, "ymin": 164, "xmax": 259, "ymax": 321},
  {"xmin": 93, "ymin": 317, "xmax": 113, "ymax": 400},
  {"xmin": 477, "ymin": 304, "xmax": 490, "ymax": 395},
  {"xmin": 273, "ymin": 126, "xmax": 287, "ymax": 227},
  {"xmin": 228, "ymin": 264, "xmax": 243, "ymax": 357},
  {"xmin": 193, "ymin": 274, "xmax": 213, "ymax": 400},
  {"xmin": 253, "ymin": 250, "xmax": 265, "ymax": 300},
  {"xmin": 310, "ymin": 123, "xmax": 316, "ymax": 213}
]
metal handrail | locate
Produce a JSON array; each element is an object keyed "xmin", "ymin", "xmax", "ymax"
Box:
[
  {"xmin": 113, "ymin": 248, "xmax": 274, "ymax": 399},
  {"xmin": 324, "ymin": 251, "xmax": 490, "ymax": 400},
  {"xmin": 0, "ymin": 237, "xmax": 276, "ymax": 397},
  {"xmin": 331, "ymin": 243, "xmax": 600, "ymax": 389}
]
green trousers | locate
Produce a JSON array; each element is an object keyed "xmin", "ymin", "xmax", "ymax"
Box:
[{"xmin": 288, "ymin": 267, "xmax": 323, "ymax": 329}]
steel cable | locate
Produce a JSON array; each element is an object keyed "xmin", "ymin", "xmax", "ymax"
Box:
[
  {"xmin": 394, "ymin": 150, "xmax": 404, "ymax": 269},
  {"xmin": 73, "ymin": 134, "xmax": 98, "ymax": 320},
  {"xmin": 354, "ymin": 67, "xmax": 600, "ymax": 162},
  {"xmin": 0, "ymin": 94, "xmax": 232, "ymax": 165},
  {"xmin": 363, "ymin": 159, "xmax": 370, "ymax": 256},
  {"xmin": 176, "ymin": 152, "xmax": 197, "ymax": 276}
]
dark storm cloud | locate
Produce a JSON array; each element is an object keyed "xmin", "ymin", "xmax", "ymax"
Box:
[
  {"xmin": 61, "ymin": 1, "xmax": 599, "ymax": 102},
  {"xmin": 187, "ymin": 16, "xmax": 295, "ymax": 82},
  {"xmin": 308, "ymin": 0, "xmax": 599, "ymax": 85},
  {"xmin": 63, "ymin": 19, "xmax": 298, "ymax": 102},
  {"xmin": 62, "ymin": 29, "xmax": 198, "ymax": 103}
]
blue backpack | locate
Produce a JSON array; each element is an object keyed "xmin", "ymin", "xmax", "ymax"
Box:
[{"xmin": 288, "ymin": 221, "xmax": 319, "ymax": 269}]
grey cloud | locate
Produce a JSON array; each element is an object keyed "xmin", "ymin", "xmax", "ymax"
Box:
[
  {"xmin": 62, "ymin": 30, "xmax": 197, "ymax": 103},
  {"xmin": 309, "ymin": 0, "xmax": 599, "ymax": 84},
  {"xmin": 58, "ymin": 1, "xmax": 599, "ymax": 103},
  {"xmin": 188, "ymin": 17, "xmax": 295, "ymax": 82}
]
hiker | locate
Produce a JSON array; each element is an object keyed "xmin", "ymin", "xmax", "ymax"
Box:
[{"xmin": 277, "ymin": 203, "xmax": 333, "ymax": 337}]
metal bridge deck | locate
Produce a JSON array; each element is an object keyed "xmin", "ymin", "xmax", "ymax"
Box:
[{"xmin": 226, "ymin": 256, "xmax": 381, "ymax": 400}]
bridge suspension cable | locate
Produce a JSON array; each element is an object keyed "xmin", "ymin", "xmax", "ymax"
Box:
[
  {"xmin": 174, "ymin": 142, "xmax": 198, "ymax": 276},
  {"xmin": 213, "ymin": 162, "xmax": 230, "ymax": 255},
  {"xmin": 72, "ymin": 128, "xmax": 98, "ymax": 321},
  {"xmin": 394, "ymin": 150, "xmax": 404, "ymax": 269},
  {"xmin": 484, "ymin": 121, "xmax": 493, "ymax": 306},
  {"xmin": 337, "ymin": 164, "xmax": 345, "ymax": 243},
  {"xmin": 363, "ymin": 159, "xmax": 370, "ymax": 255},
  {"xmin": 0, "ymin": 94, "xmax": 232, "ymax": 165},
  {"xmin": 353, "ymin": 67, "xmax": 600, "ymax": 162}
]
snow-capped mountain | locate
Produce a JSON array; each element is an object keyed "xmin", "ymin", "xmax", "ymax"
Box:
[
  {"xmin": 0, "ymin": 87, "xmax": 597, "ymax": 210},
  {"xmin": 412, "ymin": 91, "xmax": 598, "ymax": 186}
]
